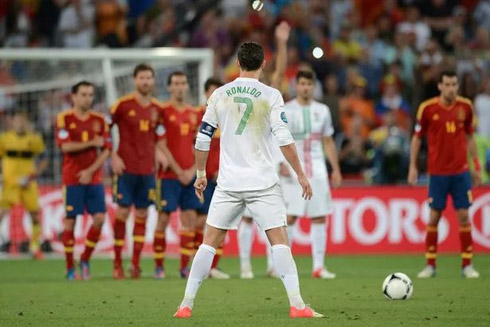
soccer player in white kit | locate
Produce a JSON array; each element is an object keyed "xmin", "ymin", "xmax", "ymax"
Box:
[
  {"xmin": 174, "ymin": 42, "xmax": 323, "ymax": 319},
  {"xmin": 282, "ymin": 70, "xmax": 342, "ymax": 279}
]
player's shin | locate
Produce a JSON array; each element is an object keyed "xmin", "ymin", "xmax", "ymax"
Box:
[
  {"xmin": 30, "ymin": 219, "xmax": 41, "ymax": 253},
  {"xmin": 238, "ymin": 221, "xmax": 253, "ymax": 269},
  {"xmin": 81, "ymin": 225, "xmax": 101, "ymax": 262},
  {"xmin": 179, "ymin": 244, "xmax": 216, "ymax": 309},
  {"xmin": 311, "ymin": 223, "xmax": 326, "ymax": 271},
  {"xmin": 179, "ymin": 230, "xmax": 196, "ymax": 272},
  {"xmin": 153, "ymin": 231, "xmax": 166, "ymax": 269},
  {"xmin": 132, "ymin": 216, "xmax": 147, "ymax": 267},
  {"xmin": 211, "ymin": 243, "xmax": 223, "ymax": 269},
  {"xmin": 459, "ymin": 223, "xmax": 473, "ymax": 268},
  {"xmin": 271, "ymin": 244, "xmax": 306, "ymax": 309},
  {"xmin": 425, "ymin": 225, "xmax": 438, "ymax": 267},
  {"xmin": 113, "ymin": 218, "xmax": 126, "ymax": 268},
  {"xmin": 62, "ymin": 227, "xmax": 75, "ymax": 270}
]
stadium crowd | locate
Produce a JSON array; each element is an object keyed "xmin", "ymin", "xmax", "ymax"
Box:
[{"xmin": 0, "ymin": 0, "xmax": 489, "ymax": 184}]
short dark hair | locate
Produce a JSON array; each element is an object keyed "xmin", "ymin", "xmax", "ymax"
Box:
[
  {"xmin": 204, "ymin": 77, "xmax": 223, "ymax": 92},
  {"xmin": 167, "ymin": 71, "xmax": 187, "ymax": 86},
  {"xmin": 71, "ymin": 81, "xmax": 94, "ymax": 94},
  {"xmin": 237, "ymin": 42, "xmax": 264, "ymax": 71},
  {"xmin": 439, "ymin": 70, "xmax": 457, "ymax": 83},
  {"xmin": 133, "ymin": 63, "xmax": 155, "ymax": 78},
  {"xmin": 296, "ymin": 70, "xmax": 316, "ymax": 82}
]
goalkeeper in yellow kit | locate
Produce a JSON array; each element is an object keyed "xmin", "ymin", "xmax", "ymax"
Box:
[{"xmin": 0, "ymin": 112, "xmax": 48, "ymax": 259}]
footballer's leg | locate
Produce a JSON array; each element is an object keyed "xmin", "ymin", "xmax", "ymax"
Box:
[
  {"xmin": 251, "ymin": 184, "xmax": 323, "ymax": 318},
  {"xmin": 154, "ymin": 211, "xmax": 170, "ymax": 279},
  {"xmin": 23, "ymin": 182, "xmax": 43, "ymax": 259},
  {"xmin": 113, "ymin": 173, "xmax": 135, "ymax": 279},
  {"xmin": 80, "ymin": 184, "xmax": 107, "ymax": 280},
  {"xmin": 62, "ymin": 185, "xmax": 84, "ymax": 280},
  {"xmin": 286, "ymin": 216, "xmax": 296, "ymax": 248},
  {"xmin": 452, "ymin": 172, "xmax": 479, "ymax": 278},
  {"xmin": 238, "ymin": 216, "xmax": 254, "ymax": 279},
  {"xmin": 180, "ymin": 208, "xmax": 197, "ymax": 278},
  {"xmin": 311, "ymin": 216, "xmax": 335, "ymax": 279}
]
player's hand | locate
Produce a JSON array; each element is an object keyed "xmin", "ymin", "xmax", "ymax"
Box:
[
  {"xmin": 91, "ymin": 136, "xmax": 105, "ymax": 148},
  {"xmin": 408, "ymin": 166, "xmax": 418, "ymax": 186},
  {"xmin": 472, "ymin": 170, "xmax": 482, "ymax": 187},
  {"xmin": 78, "ymin": 169, "xmax": 93, "ymax": 185},
  {"xmin": 331, "ymin": 169, "xmax": 342, "ymax": 188},
  {"xmin": 279, "ymin": 162, "xmax": 291, "ymax": 177},
  {"xmin": 275, "ymin": 21, "xmax": 291, "ymax": 44},
  {"xmin": 111, "ymin": 153, "xmax": 126, "ymax": 175},
  {"xmin": 194, "ymin": 176, "xmax": 207, "ymax": 202},
  {"xmin": 156, "ymin": 150, "xmax": 169, "ymax": 171},
  {"xmin": 297, "ymin": 173, "xmax": 312, "ymax": 200}
]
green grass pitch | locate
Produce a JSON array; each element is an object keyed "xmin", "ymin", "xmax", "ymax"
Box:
[{"xmin": 1, "ymin": 255, "xmax": 489, "ymax": 326}]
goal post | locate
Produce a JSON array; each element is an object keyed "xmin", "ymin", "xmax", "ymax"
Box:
[{"xmin": 0, "ymin": 48, "xmax": 214, "ymax": 184}]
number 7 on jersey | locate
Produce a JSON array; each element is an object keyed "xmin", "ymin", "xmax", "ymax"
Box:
[{"xmin": 234, "ymin": 97, "xmax": 253, "ymax": 135}]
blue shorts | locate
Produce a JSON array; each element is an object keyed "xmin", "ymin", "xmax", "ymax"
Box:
[
  {"xmin": 197, "ymin": 179, "xmax": 217, "ymax": 214},
  {"xmin": 428, "ymin": 172, "xmax": 472, "ymax": 211},
  {"xmin": 157, "ymin": 178, "xmax": 201, "ymax": 213},
  {"xmin": 65, "ymin": 184, "xmax": 106, "ymax": 218},
  {"xmin": 114, "ymin": 173, "xmax": 155, "ymax": 208}
]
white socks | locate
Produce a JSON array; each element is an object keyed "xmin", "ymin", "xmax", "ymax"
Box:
[
  {"xmin": 287, "ymin": 224, "xmax": 294, "ymax": 247},
  {"xmin": 311, "ymin": 223, "xmax": 326, "ymax": 271},
  {"xmin": 180, "ymin": 244, "xmax": 216, "ymax": 309},
  {"xmin": 271, "ymin": 244, "xmax": 306, "ymax": 309},
  {"xmin": 238, "ymin": 221, "xmax": 253, "ymax": 269}
]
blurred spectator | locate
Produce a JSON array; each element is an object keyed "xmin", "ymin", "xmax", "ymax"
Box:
[
  {"xmin": 333, "ymin": 24, "xmax": 362, "ymax": 63},
  {"xmin": 330, "ymin": 0, "xmax": 354, "ymax": 40},
  {"xmin": 397, "ymin": 5, "xmax": 431, "ymax": 52},
  {"xmin": 35, "ymin": 0, "xmax": 65, "ymax": 46},
  {"xmin": 469, "ymin": 26, "xmax": 490, "ymax": 57},
  {"xmin": 370, "ymin": 110, "xmax": 410, "ymax": 184},
  {"xmin": 322, "ymin": 74, "xmax": 342, "ymax": 133},
  {"xmin": 384, "ymin": 30, "xmax": 416, "ymax": 87},
  {"xmin": 96, "ymin": 0, "xmax": 128, "ymax": 47},
  {"xmin": 420, "ymin": 0, "xmax": 456, "ymax": 50},
  {"xmin": 3, "ymin": 1, "xmax": 32, "ymax": 48},
  {"xmin": 339, "ymin": 76, "xmax": 375, "ymax": 139},
  {"xmin": 460, "ymin": 72, "xmax": 478, "ymax": 100},
  {"xmin": 473, "ymin": 0, "xmax": 490, "ymax": 30},
  {"xmin": 474, "ymin": 78, "xmax": 490, "ymax": 139},
  {"xmin": 375, "ymin": 75, "xmax": 412, "ymax": 131},
  {"xmin": 419, "ymin": 38, "xmax": 444, "ymax": 99},
  {"xmin": 58, "ymin": 0, "xmax": 95, "ymax": 48},
  {"xmin": 338, "ymin": 116, "xmax": 374, "ymax": 176}
]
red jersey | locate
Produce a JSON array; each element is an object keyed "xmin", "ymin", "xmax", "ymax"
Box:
[
  {"xmin": 197, "ymin": 105, "xmax": 220, "ymax": 177},
  {"xmin": 111, "ymin": 93, "xmax": 165, "ymax": 175},
  {"xmin": 414, "ymin": 96, "xmax": 474, "ymax": 175},
  {"xmin": 159, "ymin": 103, "xmax": 200, "ymax": 179},
  {"xmin": 56, "ymin": 109, "xmax": 112, "ymax": 186}
]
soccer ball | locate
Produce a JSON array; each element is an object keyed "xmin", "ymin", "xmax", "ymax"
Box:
[{"xmin": 382, "ymin": 272, "xmax": 413, "ymax": 300}]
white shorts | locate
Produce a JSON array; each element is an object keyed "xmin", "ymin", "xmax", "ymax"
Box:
[
  {"xmin": 281, "ymin": 177, "xmax": 333, "ymax": 218},
  {"xmin": 207, "ymin": 183, "xmax": 287, "ymax": 231}
]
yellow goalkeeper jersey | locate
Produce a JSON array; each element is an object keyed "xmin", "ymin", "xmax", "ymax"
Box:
[{"xmin": 0, "ymin": 131, "xmax": 45, "ymax": 187}]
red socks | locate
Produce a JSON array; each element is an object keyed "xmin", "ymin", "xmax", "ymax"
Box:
[
  {"xmin": 425, "ymin": 225, "xmax": 438, "ymax": 267},
  {"xmin": 153, "ymin": 231, "xmax": 166, "ymax": 269},
  {"xmin": 194, "ymin": 229, "xmax": 204, "ymax": 250},
  {"xmin": 132, "ymin": 217, "xmax": 146, "ymax": 267},
  {"xmin": 211, "ymin": 243, "xmax": 223, "ymax": 269},
  {"xmin": 459, "ymin": 224, "xmax": 473, "ymax": 268},
  {"xmin": 81, "ymin": 225, "xmax": 101, "ymax": 262},
  {"xmin": 113, "ymin": 219, "xmax": 126, "ymax": 268},
  {"xmin": 62, "ymin": 229, "xmax": 75, "ymax": 270},
  {"xmin": 180, "ymin": 230, "xmax": 195, "ymax": 271}
]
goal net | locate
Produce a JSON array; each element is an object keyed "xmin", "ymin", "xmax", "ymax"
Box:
[{"xmin": 0, "ymin": 48, "xmax": 213, "ymax": 256}]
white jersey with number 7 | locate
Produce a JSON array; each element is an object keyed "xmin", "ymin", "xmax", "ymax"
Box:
[{"xmin": 195, "ymin": 77, "xmax": 294, "ymax": 192}]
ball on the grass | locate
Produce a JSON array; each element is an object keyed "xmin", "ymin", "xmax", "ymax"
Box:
[
  {"xmin": 252, "ymin": 0, "xmax": 264, "ymax": 11},
  {"xmin": 382, "ymin": 272, "xmax": 413, "ymax": 300}
]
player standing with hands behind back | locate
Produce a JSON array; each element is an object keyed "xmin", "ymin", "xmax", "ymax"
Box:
[
  {"xmin": 174, "ymin": 42, "xmax": 323, "ymax": 319},
  {"xmin": 408, "ymin": 71, "xmax": 481, "ymax": 279}
]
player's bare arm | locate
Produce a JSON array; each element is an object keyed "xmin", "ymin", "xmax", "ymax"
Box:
[
  {"xmin": 467, "ymin": 134, "xmax": 482, "ymax": 186},
  {"xmin": 408, "ymin": 135, "xmax": 421, "ymax": 186},
  {"xmin": 323, "ymin": 136, "xmax": 342, "ymax": 188},
  {"xmin": 78, "ymin": 148, "xmax": 110, "ymax": 185},
  {"xmin": 155, "ymin": 145, "xmax": 169, "ymax": 171},
  {"xmin": 193, "ymin": 149, "xmax": 209, "ymax": 201},
  {"xmin": 157, "ymin": 139, "xmax": 184, "ymax": 177},
  {"xmin": 61, "ymin": 135, "xmax": 104, "ymax": 153},
  {"xmin": 280, "ymin": 143, "xmax": 312, "ymax": 200},
  {"xmin": 270, "ymin": 21, "xmax": 290, "ymax": 89}
]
